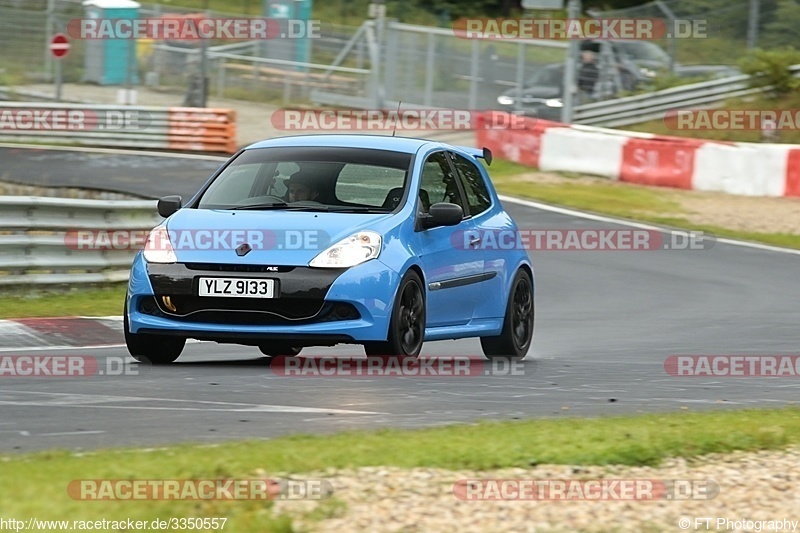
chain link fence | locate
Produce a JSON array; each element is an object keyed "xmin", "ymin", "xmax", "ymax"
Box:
[
  {"xmin": 0, "ymin": 1, "xmax": 82, "ymax": 89},
  {"xmin": 587, "ymin": 0, "xmax": 791, "ymax": 70},
  {"xmin": 0, "ymin": 0, "xmax": 367, "ymax": 106},
  {"xmin": 1, "ymin": 0, "xmax": 794, "ymax": 120}
]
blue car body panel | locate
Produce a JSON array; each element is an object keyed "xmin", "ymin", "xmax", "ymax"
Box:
[{"xmin": 127, "ymin": 135, "xmax": 533, "ymax": 346}]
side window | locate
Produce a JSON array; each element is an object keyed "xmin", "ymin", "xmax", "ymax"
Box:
[
  {"xmin": 450, "ymin": 152, "xmax": 492, "ymax": 216},
  {"xmin": 335, "ymin": 164, "xmax": 406, "ymax": 207},
  {"xmin": 418, "ymin": 152, "xmax": 463, "ymax": 215}
]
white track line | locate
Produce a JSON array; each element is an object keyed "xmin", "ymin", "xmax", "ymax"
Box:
[
  {"xmin": 499, "ymin": 194, "xmax": 800, "ymax": 256},
  {"xmin": 0, "ymin": 344, "xmax": 126, "ymax": 353}
]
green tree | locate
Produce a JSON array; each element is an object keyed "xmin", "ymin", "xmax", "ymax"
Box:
[{"xmin": 761, "ymin": 0, "xmax": 800, "ymax": 49}]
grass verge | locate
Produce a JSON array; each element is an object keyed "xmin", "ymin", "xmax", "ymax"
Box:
[
  {"xmin": 1, "ymin": 408, "xmax": 799, "ymax": 531},
  {"xmin": 626, "ymin": 92, "xmax": 800, "ymax": 144},
  {"xmin": 0, "ymin": 285, "xmax": 127, "ymax": 319}
]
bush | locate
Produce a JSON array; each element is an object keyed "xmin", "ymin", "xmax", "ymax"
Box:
[{"xmin": 739, "ymin": 48, "xmax": 800, "ymax": 97}]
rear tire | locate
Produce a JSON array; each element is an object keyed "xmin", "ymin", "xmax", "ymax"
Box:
[
  {"xmin": 124, "ymin": 297, "xmax": 185, "ymax": 364},
  {"xmin": 480, "ymin": 270, "xmax": 534, "ymax": 360},
  {"xmin": 364, "ymin": 271, "xmax": 425, "ymax": 357}
]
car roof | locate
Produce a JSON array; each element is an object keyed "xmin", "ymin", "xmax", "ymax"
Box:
[{"xmin": 245, "ymin": 134, "xmax": 442, "ymax": 154}]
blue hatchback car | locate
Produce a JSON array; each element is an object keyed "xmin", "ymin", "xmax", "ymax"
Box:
[{"xmin": 125, "ymin": 135, "xmax": 534, "ymax": 363}]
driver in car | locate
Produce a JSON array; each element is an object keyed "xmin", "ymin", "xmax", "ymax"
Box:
[{"xmin": 286, "ymin": 172, "xmax": 321, "ymax": 202}]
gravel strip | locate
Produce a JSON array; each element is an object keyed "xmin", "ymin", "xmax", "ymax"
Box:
[{"xmin": 268, "ymin": 448, "xmax": 800, "ymax": 532}]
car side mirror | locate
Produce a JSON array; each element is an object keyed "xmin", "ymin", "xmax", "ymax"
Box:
[
  {"xmin": 421, "ymin": 202, "xmax": 463, "ymax": 229},
  {"xmin": 157, "ymin": 195, "xmax": 182, "ymax": 218}
]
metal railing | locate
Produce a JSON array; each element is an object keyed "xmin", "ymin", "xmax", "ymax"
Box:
[
  {"xmin": 0, "ymin": 196, "xmax": 160, "ymax": 286},
  {"xmin": 147, "ymin": 42, "xmax": 371, "ymax": 104},
  {"xmin": 574, "ymin": 65, "xmax": 800, "ymax": 127}
]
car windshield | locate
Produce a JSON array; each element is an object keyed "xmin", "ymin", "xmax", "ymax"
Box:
[
  {"xmin": 196, "ymin": 146, "xmax": 412, "ymax": 212},
  {"xmin": 526, "ymin": 66, "xmax": 562, "ymax": 87},
  {"xmin": 613, "ymin": 41, "xmax": 670, "ymax": 63}
]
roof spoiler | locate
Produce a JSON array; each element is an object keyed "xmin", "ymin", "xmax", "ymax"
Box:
[{"xmin": 460, "ymin": 146, "xmax": 493, "ymax": 166}]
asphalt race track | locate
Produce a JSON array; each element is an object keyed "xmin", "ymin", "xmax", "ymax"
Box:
[
  {"xmin": 2, "ymin": 146, "xmax": 799, "ymax": 452},
  {"xmin": 0, "ymin": 145, "xmax": 224, "ymax": 199}
]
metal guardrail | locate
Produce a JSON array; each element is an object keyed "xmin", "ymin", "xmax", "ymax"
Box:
[
  {"xmin": 574, "ymin": 65, "xmax": 800, "ymax": 127},
  {"xmin": 0, "ymin": 196, "xmax": 161, "ymax": 286},
  {"xmin": 0, "ymin": 103, "xmax": 237, "ymax": 153}
]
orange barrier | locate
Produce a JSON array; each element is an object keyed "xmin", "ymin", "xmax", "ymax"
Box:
[{"xmin": 167, "ymin": 107, "xmax": 238, "ymax": 154}]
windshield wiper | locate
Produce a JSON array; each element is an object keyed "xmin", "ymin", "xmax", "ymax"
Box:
[
  {"xmin": 324, "ymin": 206, "xmax": 390, "ymax": 213},
  {"xmin": 229, "ymin": 202, "xmax": 290, "ymax": 210},
  {"xmin": 228, "ymin": 203, "xmax": 388, "ymax": 213}
]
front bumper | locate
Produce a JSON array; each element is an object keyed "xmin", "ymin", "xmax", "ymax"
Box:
[{"xmin": 126, "ymin": 252, "xmax": 399, "ymax": 344}]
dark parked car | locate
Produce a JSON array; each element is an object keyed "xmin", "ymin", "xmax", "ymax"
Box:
[
  {"xmin": 496, "ymin": 64, "xmax": 566, "ymax": 120},
  {"xmin": 583, "ymin": 39, "xmax": 741, "ymax": 85},
  {"xmin": 496, "ymin": 40, "xmax": 740, "ymax": 119}
]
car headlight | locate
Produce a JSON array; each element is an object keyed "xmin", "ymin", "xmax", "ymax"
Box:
[
  {"xmin": 142, "ymin": 226, "xmax": 177, "ymax": 264},
  {"xmin": 309, "ymin": 231, "xmax": 381, "ymax": 268},
  {"xmin": 639, "ymin": 67, "xmax": 657, "ymax": 78},
  {"xmin": 497, "ymin": 95, "xmax": 514, "ymax": 106},
  {"xmin": 545, "ymin": 98, "xmax": 563, "ymax": 108}
]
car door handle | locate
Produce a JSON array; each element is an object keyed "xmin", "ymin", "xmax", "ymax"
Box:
[{"xmin": 469, "ymin": 236, "xmax": 482, "ymax": 246}]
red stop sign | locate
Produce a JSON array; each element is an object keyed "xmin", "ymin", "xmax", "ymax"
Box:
[{"xmin": 50, "ymin": 33, "xmax": 71, "ymax": 59}]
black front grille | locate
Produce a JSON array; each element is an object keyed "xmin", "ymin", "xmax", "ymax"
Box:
[
  {"xmin": 139, "ymin": 295, "xmax": 360, "ymax": 326},
  {"xmin": 185, "ymin": 263, "xmax": 295, "ymax": 273}
]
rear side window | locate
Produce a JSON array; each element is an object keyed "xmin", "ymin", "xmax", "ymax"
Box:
[
  {"xmin": 418, "ymin": 151, "xmax": 464, "ymax": 214},
  {"xmin": 335, "ymin": 164, "xmax": 406, "ymax": 207},
  {"xmin": 449, "ymin": 152, "xmax": 492, "ymax": 216}
]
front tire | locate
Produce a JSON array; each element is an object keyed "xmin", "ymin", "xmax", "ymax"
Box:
[
  {"xmin": 364, "ymin": 271, "xmax": 426, "ymax": 357},
  {"xmin": 124, "ymin": 298, "xmax": 185, "ymax": 364},
  {"xmin": 481, "ymin": 270, "xmax": 534, "ymax": 359}
]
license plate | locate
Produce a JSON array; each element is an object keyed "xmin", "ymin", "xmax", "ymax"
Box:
[{"xmin": 198, "ymin": 277, "xmax": 275, "ymax": 298}]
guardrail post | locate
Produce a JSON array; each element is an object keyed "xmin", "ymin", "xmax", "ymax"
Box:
[
  {"xmin": 217, "ymin": 58, "xmax": 226, "ymax": 98},
  {"xmin": 561, "ymin": 0, "xmax": 581, "ymax": 124}
]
